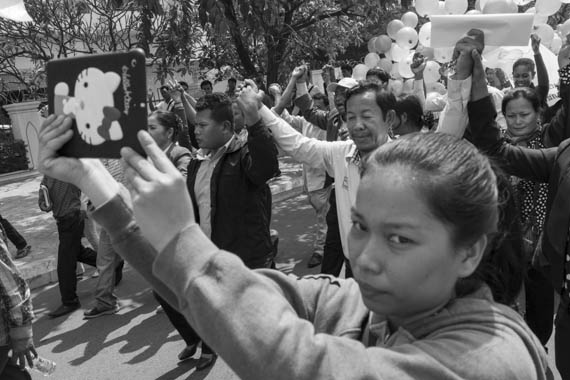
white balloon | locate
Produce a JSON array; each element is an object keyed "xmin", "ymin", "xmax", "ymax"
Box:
[
  {"xmin": 378, "ymin": 58, "xmax": 393, "ymax": 72},
  {"xmin": 401, "ymin": 12, "xmax": 419, "ymax": 28},
  {"xmin": 433, "ymin": 1, "xmax": 447, "ymax": 15},
  {"xmin": 387, "ymin": 20, "xmax": 405, "ymax": 39},
  {"xmin": 417, "ymin": 45, "xmax": 435, "ymax": 60},
  {"xmin": 475, "ymin": 0, "xmax": 483, "ymax": 10},
  {"xmin": 391, "ymin": 64, "xmax": 402, "ymax": 79},
  {"xmin": 398, "ymin": 53, "xmax": 415, "ymax": 78},
  {"xmin": 533, "ymin": 23, "xmax": 555, "ymax": 46},
  {"xmin": 559, "ymin": 19, "xmax": 570, "ymax": 37},
  {"xmin": 433, "ymin": 47, "xmax": 454, "ymax": 63},
  {"xmin": 391, "ymin": 43, "xmax": 411, "ymax": 62},
  {"xmin": 562, "ymin": 0, "xmax": 570, "ymax": 3},
  {"xmin": 419, "ymin": 22, "xmax": 432, "ymax": 47},
  {"xmin": 375, "ymin": 35, "xmax": 393, "ymax": 53},
  {"xmin": 415, "ymin": 0, "xmax": 439, "ymax": 16},
  {"xmin": 514, "ymin": 0, "xmax": 532, "ymax": 4},
  {"xmin": 367, "ymin": 37, "xmax": 378, "ymax": 53},
  {"xmin": 353, "ymin": 64, "xmax": 369, "ymax": 80},
  {"xmin": 444, "ymin": 0, "xmax": 468, "ymax": 14},
  {"xmin": 364, "ymin": 52, "xmax": 381, "ymax": 68},
  {"xmin": 551, "ymin": 34, "xmax": 563, "ymax": 53},
  {"xmin": 483, "ymin": 0, "xmax": 518, "ymax": 13},
  {"xmin": 426, "ymin": 81, "xmax": 446, "ymax": 94},
  {"xmin": 389, "ymin": 79, "xmax": 404, "ymax": 96},
  {"xmin": 535, "ymin": 0, "xmax": 561, "ymax": 15},
  {"xmin": 396, "ymin": 27, "xmax": 419, "ymax": 50},
  {"xmin": 403, "ymin": 79, "xmax": 415, "ymax": 94},
  {"xmin": 424, "ymin": 61, "xmax": 442, "ymax": 83}
]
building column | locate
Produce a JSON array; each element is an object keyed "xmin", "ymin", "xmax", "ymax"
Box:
[{"xmin": 3, "ymin": 101, "xmax": 42, "ymax": 170}]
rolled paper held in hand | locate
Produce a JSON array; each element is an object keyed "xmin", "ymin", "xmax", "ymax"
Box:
[{"xmin": 430, "ymin": 14, "xmax": 534, "ymax": 49}]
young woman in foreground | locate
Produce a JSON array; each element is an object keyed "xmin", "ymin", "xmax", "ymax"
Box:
[{"xmin": 37, "ymin": 96, "xmax": 553, "ymax": 379}]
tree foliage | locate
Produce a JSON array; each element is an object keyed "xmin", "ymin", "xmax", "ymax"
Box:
[
  {"xmin": 196, "ymin": 0, "xmax": 396, "ymax": 84},
  {"xmin": 0, "ymin": 0, "xmax": 202, "ymax": 101}
]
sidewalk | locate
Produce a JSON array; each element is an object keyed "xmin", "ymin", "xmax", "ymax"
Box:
[{"xmin": 0, "ymin": 156, "xmax": 305, "ymax": 290}]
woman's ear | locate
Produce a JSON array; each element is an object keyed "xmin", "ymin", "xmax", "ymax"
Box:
[
  {"xmin": 456, "ymin": 234, "xmax": 488, "ymax": 278},
  {"xmin": 385, "ymin": 109, "xmax": 397, "ymax": 128}
]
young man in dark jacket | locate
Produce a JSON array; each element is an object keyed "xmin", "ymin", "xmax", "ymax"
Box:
[{"xmin": 154, "ymin": 92, "xmax": 279, "ymax": 370}]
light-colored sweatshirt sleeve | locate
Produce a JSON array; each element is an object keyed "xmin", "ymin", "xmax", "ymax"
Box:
[
  {"xmin": 436, "ymin": 77, "xmax": 472, "ymax": 137},
  {"xmin": 92, "ymin": 194, "xmax": 548, "ymax": 380},
  {"xmin": 260, "ymin": 105, "xmax": 341, "ymax": 174}
]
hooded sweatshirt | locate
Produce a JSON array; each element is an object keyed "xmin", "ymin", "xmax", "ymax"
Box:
[{"xmin": 92, "ymin": 193, "xmax": 554, "ymax": 380}]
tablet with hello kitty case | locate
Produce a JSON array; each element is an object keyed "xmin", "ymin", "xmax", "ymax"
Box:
[{"xmin": 47, "ymin": 49, "xmax": 148, "ymax": 158}]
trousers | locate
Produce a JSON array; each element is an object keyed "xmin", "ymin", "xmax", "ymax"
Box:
[
  {"xmin": 94, "ymin": 229, "xmax": 122, "ymax": 308},
  {"xmin": 154, "ymin": 292, "xmax": 213, "ymax": 355},
  {"xmin": 55, "ymin": 211, "xmax": 97, "ymax": 305},
  {"xmin": 306, "ymin": 186, "xmax": 331, "ymax": 256},
  {"xmin": 0, "ymin": 215, "xmax": 27, "ymax": 250}
]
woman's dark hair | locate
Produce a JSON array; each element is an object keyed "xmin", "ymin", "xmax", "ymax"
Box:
[
  {"xmin": 150, "ymin": 110, "xmax": 183, "ymax": 142},
  {"xmin": 501, "ymin": 87, "xmax": 541, "ymax": 115},
  {"xmin": 195, "ymin": 93, "xmax": 234, "ymax": 127},
  {"xmin": 200, "ymin": 80, "xmax": 213, "ymax": 89},
  {"xmin": 361, "ymin": 132, "xmax": 524, "ymax": 305},
  {"xmin": 345, "ymin": 82, "xmax": 397, "ymax": 122},
  {"xmin": 395, "ymin": 94, "xmax": 423, "ymax": 132}
]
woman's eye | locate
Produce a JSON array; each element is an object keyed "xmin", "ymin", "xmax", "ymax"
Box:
[
  {"xmin": 388, "ymin": 235, "xmax": 413, "ymax": 245},
  {"xmin": 351, "ymin": 220, "xmax": 367, "ymax": 232}
]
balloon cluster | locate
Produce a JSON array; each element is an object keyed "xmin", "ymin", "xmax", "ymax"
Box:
[{"xmin": 360, "ymin": 0, "xmax": 565, "ymax": 96}]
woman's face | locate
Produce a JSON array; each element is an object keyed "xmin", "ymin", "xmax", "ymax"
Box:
[
  {"xmin": 505, "ymin": 97, "xmax": 539, "ymax": 137},
  {"xmin": 147, "ymin": 115, "xmax": 172, "ymax": 150},
  {"xmin": 348, "ymin": 165, "xmax": 473, "ymax": 324}
]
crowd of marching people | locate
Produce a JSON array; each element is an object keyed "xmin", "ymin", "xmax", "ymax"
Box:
[{"xmin": 3, "ymin": 25, "xmax": 570, "ymax": 380}]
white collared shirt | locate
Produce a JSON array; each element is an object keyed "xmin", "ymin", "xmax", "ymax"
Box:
[
  {"xmin": 194, "ymin": 135, "xmax": 235, "ymax": 238},
  {"xmin": 260, "ymin": 106, "xmax": 368, "ymax": 257}
]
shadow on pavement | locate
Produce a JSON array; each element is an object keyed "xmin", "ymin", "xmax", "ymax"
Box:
[{"xmin": 31, "ymin": 271, "xmax": 180, "ymax": 367}]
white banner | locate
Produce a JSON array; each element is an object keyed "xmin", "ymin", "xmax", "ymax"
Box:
[{"xmin": 430, "ymin": 14, "xmax": 534, "ymax": 48}]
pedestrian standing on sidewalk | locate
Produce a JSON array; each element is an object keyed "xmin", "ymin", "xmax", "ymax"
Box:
[
  {"xmin": 82, "ymin": 160, "xmax": 125, "ymax": 319},
  {"xmin": 0, "ymin": 214, "xmax": 31, "ymax": 259},
  {"xmin": 39, "ymin": 176, "xmax": 97, "ymax": 318},
  {"xmin": 0, "ymin": 228, "xmax": 35, "ymax": 380}
]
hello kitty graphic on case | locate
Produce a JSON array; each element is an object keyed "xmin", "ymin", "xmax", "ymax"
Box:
[
  {"xmin": 48, "ymin": 49, "xmax": 148, "ymax": 158},
  {"xmin": 53, "ymin": 68, "xmax": 123, "ymax": 145}
]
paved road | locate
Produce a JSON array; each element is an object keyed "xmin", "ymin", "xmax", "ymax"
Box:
[{"xmin": 29, "ymin": 194, "xmax": 322, "ymax": 380}]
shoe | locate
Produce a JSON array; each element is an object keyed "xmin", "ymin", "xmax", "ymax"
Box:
[
  {"xmin": 177, "ymin": 344, "xmax": 198, "ymax": 361},
  {"xmin": 48, "ymin": 303, "xmax": 80, "ymax": 318},
  {"xmin": 196, "ymin": 353, "xmax": 217, "ymax": 370},
  {"xmin": 114, "ymin": 261, "xmax": 124, "ymax": 286},
  {"xmin": 91, "ymin": 269, "xmax": 100, "ymax": 278},
  {"xmin": 83, "ymin": 304, "xmax": 120, "ymax": 319},
  {"xmin": 15, "ymin": 245, "xmax": 31, "ymax": 259},
  {"xmin": 76, "ymin": 263, "xmax": 85, "ymax": 279},
  {"xmin": 307, "ymin": 252, "xmax": 323, "ymax": 268}
]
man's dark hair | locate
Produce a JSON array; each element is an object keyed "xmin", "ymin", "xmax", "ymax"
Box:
[
  {"xmin": 195, "ymin": 93, "xmax": 234, "ymax": 126},
  {"xmin": 178, "ymin": 81, "xmax": 189, "ymax": 89},
  {"xmin": 200, "ymin": 80, "xmax": 213, "ymax": 89},
  {"xmin": 345, "ymin": 82, "xmax": 397, "ymax": 121},
  {"xmin": 312, "ymin": 92, "xmax": 329, "ymax": 107},
  {"xmin": 512, "ymin": 58, "xmax": 535, "ymax": 73},
  {"xmin": 341, "ymin": 63, "xmax": 353, "ymax": 74},
  {"xmin": 366, "ymin": 68, "xmax": 391, "ymax": 83}
]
